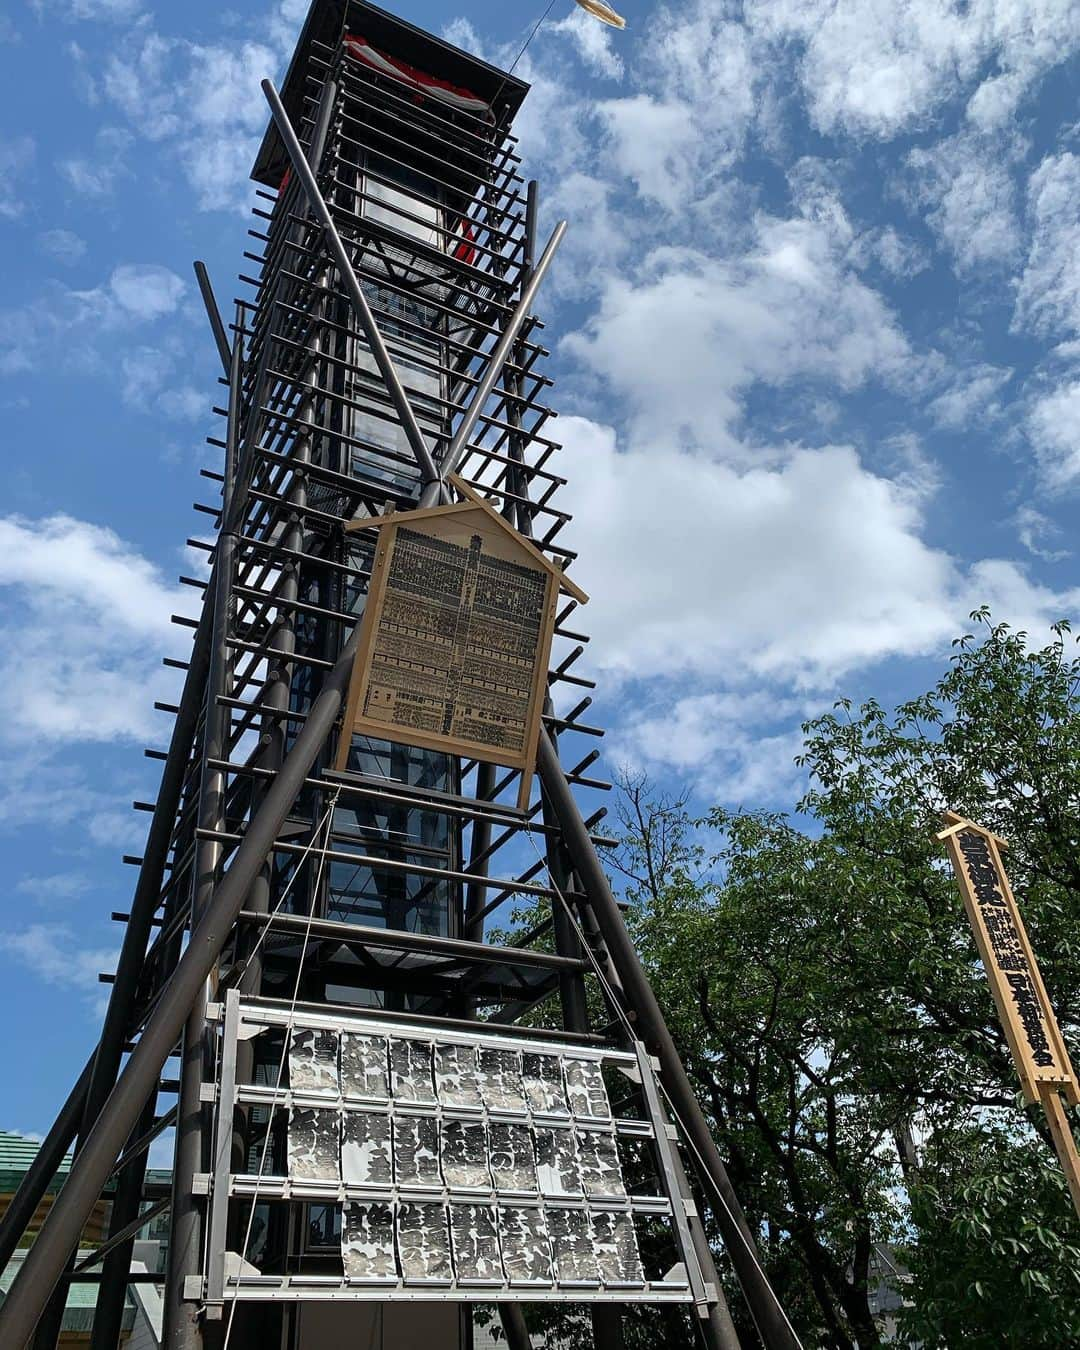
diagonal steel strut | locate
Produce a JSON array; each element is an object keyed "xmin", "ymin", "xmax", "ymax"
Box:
[
  {"xmin": 419, "ymin": 220, "xmax": 566, "ymax": 507},
  {"xmin": 262, "ymin": 77, "xmax": 442, "ymax": 487},
  {"xmin": 535, "ymin": 728, "xmax": 803, "ymax": 1350},
  {"xmin": 0, "ymin": 623, "xmax": 362, "ymax": 1349},
  {"xmin": 262, "ymin": 74, "xmax": 567, "ymax": 516}
]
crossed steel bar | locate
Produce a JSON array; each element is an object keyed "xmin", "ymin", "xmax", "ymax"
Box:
[
  {"xmin": 0, "ymin": 51, "xmax": 802, "ymax": 1350},
  {"xmin": 261, "ymin": 76, "xmax": 566, "ymax": 510}
]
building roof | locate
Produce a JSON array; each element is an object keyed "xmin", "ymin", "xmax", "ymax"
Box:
[
  {"xmin": 1, "ymin": 1132, "xmax": 168, "ymax": 1334},
  {"xmin": 0, "ymin": 1130, "xmax": 71, "ymax": 1195},
  {"xmin": 0, "ymin": 1251, "xmax": 137, "ymax": 1334},
  {"xmin": 0, "ymin": 1129, "xmax": 172, "ymax": 1196},
  {"xmin": 252, "ymin": 0, "xmax": 530, "ymax": 188}
]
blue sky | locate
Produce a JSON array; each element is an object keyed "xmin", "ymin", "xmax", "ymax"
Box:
[{"xmin": 1, "ymin": 0, "xmax": 1080, "ymax": 1139}]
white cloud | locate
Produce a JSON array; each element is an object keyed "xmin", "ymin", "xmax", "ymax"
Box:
[
  {"xmin": 928, "ymin": 363, "xmax": 1013, "ymax": 429},
  {"xmin": 1014, "ymin": 152, "xmax": 1080, "ymax": 339},
  {"xmin": 966, "ymin": 70, "xmax": 1028, "ymax": 132},
  {"xmin": 906, "ymin": 131, "xmax": 1022, "ymax": 273},
  {"xmin": 1026, "ymin": 380, "xmax": 1080, "ymax": 492},
  {"xmin": 104, "ymin": 263, "xmax": 186, "ymax": 321},
  {"xmin": 592, "ymin": 0, "xmax": 756, "ymax": 209},
  {"xmin": 595, "ymin": 96, "xmax": 698, "ymax": 210},
  {"xmin": 744, "ymin": 0, "xmax": 1080, "ymax": 140},
  {"xmin": 563, "ymin": 217, "xmax": 911, "ymax": 457},
  {"xmin": 35, "ymin": 0, "xmax": 143, "ymax": 18},
  {"xmin": 57, "ymin": 126, "xmax": 132, "ymax": 199},
  {"xmin": 1015, "ymin": 505, "xmax": 1069, "ymax": 562},
  {"xmin": 0, "ymin": 515, "xmax": 188, "ymax": 858},
  {"xmin": 37, "ymin": 229, "xmax": 88, "ymax": 265},
  {"xmin": 550, "ymin": 9, "xmax": 624, "ymax": 80},
  {"xmin": 0, "ymin": 262, "xmax": 187, "ymax": 380},
  {"xmin": 787, "ymin": 160, "xmax": 930, "ymax": 279},
  {"xmin": 0, "ymin": 514, "xmax": 189, "ymax": 746},
  {"xmin": 609, "ymin": 690, "xmax": 811, "ymax": 806},
  {"xmin": 0, "ymin": 924, "xmax": 117, "ymax": 1010},
  {"xmin": 561, "ymin": 415, "xmax": 1080, "ymax": 691},
  {"xmin": 545, "ymin": 172, "xmax": 631, "ymax": 299},
  {"xmin": 120, "ymin": 346, "xmax": 206, "ymax": 420},
  {"xmin": 86, "ymin": 3, "xmax": 304, "ymax": 211},
  {"xmin": 0, "ymin": 135, "xmax": 35, "ymax": 220},
  {"xmin": 15, "ymin": 873, "xmax": 93, "ymax": 905},
  {"xmin": 850, "ymin": 225, "xmax": 930, "ymax": 279}
]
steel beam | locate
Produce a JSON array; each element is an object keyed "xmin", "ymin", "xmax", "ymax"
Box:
[
  {"xmin": 534, "ymin": 729, "xmax": 801, "ymax": 1350},
  {"xmin": 163, "ymin": 314, "xmax": 245, "ymax": 1350},
  {"xmin": 262, "ymin": 76, "xmax": 441, "ymax": 486},
  {"xmin": 0, "ymin": 623, "xmax": 362, "ymax": 1350},
  {"xmin": 89, "ymin": 1094, "xmax": 159, "ymax": 1350},
  {"xmin": 193, "ymin": 262, "xmax": 232, "ymax": 376},
  {"xmin": 419, "ymin": 221, "xmax": 567, "ymax": 508}
]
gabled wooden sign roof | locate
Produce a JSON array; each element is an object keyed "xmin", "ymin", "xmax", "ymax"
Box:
[
  {"xmin": 338, "ymin": 476, "xmax": 587, "ymax": 809},
  {"xmin": 344, "ymin": 474, "xmax": 589, "ymax": 604}
]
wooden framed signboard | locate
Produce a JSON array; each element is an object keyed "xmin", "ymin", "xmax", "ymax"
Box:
[
  {"xmin": 335, "ymin": 478, "xmax": 587, "ymax": 811},
  {"xmin": 938, "ymin": 811, "xmax": 1080, "ymax": 1217}
]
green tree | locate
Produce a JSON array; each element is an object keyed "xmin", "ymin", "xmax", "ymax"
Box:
[{"xmin": 614, "ymin": 616, "xmax": 1080, "ymax": 1347}]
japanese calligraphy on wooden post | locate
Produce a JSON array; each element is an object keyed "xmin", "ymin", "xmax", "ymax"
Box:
[
  {"xmin": 937, "ymin": 811, "xmax": 1080, "ymax": 1218},
  {"xmin": 335, "ymin": 477, "xmax": 587, "ymax": 810}
]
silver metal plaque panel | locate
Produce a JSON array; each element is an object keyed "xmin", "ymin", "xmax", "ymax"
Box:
[
  {"xmin": 341, "ymin": 1111, "xmax": 393, "ymax": 1186},
  {"xmin": 534, "ymin": 1127, "xmax": 581, "ymax": 1197},
  {"xmin": 288, "ymin": 1107, "xmax": 339, "ymax": 1182},
  {"xmin": 398, "ymin": 1201, "xmax": 453, "ymax": 1282},
  {"xmin": 592, "ymin": 1210, "xmax": 645, "ymax": 1285},
  {"xmin": 341, "ymin": 1032, "xmax": 390, "ymax": 1102},
  {"xmin": 564, "ymin": 1057, "xmax": 611, "ymax": 1119},
  {"xmin": 488, "ymin": 1122, "xmax": 537, "ymax": 1193},
  {"xmin": 343, "ymin": 1201, "xmax": 397, "ymax": 1282},
  {"xmin": 478, "ymin": 1047, "xmax": 527, "ymax": 1113},
  {"xmin": 393, "ymin": 1115, "xmax": 441, "ymax": 1188},
  {"xmin": 213, "ymin": 999, "xmax": 702, "ymax": 1306},
  {"xmin": 441, "ymin": 1119, "xmax": 491, "ymax": 1190},
  {"xmin": 548, "ymin": 1208, "xmax": 600, "ymax": 1284},
  {"xmin": 390, "ymin": 1038, "xmax": 436, "ymax": 1105},
  {"xmin": 498, "ymin": 1206, "xmax": 554, "ymax": 1285},
  {"xmin": 449, "ymin": 1204, "xmax": 503, "ymax": 1283},
  {"xmin": 521, "ymin": 1051, "xmax": 569, "ymax": 1115},
  {"xmin": 576, "ymin": 1129, "xmax": 625, "ymax": 1198},
  {"xmin": 435, "ymin": 1042, "xmax": 483, "ymax": 1109},
  {"xmin": 289, "ymin": 1028, "xmax": 340, "ymax": 1097}
]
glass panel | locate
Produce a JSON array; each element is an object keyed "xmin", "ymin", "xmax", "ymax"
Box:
[
  {"xmin": 306, "ymin": 1202, "xmax": 342, "ymax": 1252},
  {"xmin": 364, "ymin": 175, "xmax": 442, "ymax": 248},
  {"xmin": 326, "ymin": 843, "xmax": 450, "ymax": 935},
  {"xmin": 363, "ymin": 155, "xmax": 443, "ymax": 250}
]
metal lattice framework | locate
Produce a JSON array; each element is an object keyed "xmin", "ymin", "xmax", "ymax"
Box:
[{"xmin": 0, "ymin": 6, "xmax": 800, "ymax": 1350}]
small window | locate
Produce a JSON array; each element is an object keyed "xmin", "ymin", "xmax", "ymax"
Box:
[{"xmin": 363, "ymin": 155, "xmax": 442, "ymax": 249}]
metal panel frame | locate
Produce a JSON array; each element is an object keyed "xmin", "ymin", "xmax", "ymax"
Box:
[{"xmin": 199, "ymin": 994, "xmax": 709, "ymax": 1308}]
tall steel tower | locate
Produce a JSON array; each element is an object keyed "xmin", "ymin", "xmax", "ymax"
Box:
[{"xmin": 0, "ymin": 6, "xmax": 798, "ymax": 1350}]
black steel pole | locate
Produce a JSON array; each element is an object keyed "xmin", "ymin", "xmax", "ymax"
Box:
[
  {"xmin": 0, "ymin": 623, "xmax": 361, "ymax": 1350},
  {"xmin": 163, "ymin": 320, "xmax": 244, "ymax": 1350},
  {"xmin": 534, "ymin": 730, "xmax": 800, "ymax": 1350},
  {"xmin": 89, "ymin": 1094, "xmax": 159, "ymax": 1350},
  {"xmin": 32, "ymin": 494, "xmax": 219, "ymax": 1350},
  {"xmin": 578, "ymin": 906, "xmax": 741, "ymax": 1350}
]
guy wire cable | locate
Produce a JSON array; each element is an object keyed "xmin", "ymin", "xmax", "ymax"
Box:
[{"xmin": 520, "ymin": 822, "xmax": 805, "ymax": 1350}]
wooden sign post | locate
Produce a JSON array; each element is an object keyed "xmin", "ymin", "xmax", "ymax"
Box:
[
  {"xmin": 937, "ymin": 811, "xmax": 1080, "ymax": 1218},
  {"xmin": 335, "ymin": 477, "xmax": 587, "ymax": 811}
]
